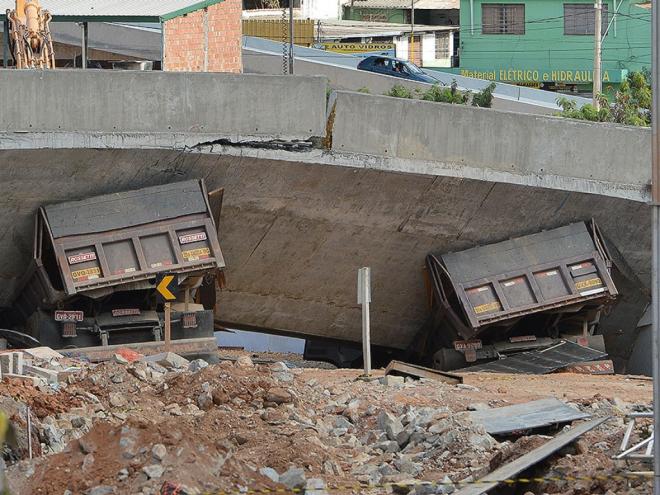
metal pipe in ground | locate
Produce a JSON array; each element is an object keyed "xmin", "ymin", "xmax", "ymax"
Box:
[{"xmin": 27, "ymin": 406, "xmax": 32, "ymax": 459}]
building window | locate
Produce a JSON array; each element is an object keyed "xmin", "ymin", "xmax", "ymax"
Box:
[
  {"xmin": 435, "ymin": 32, "xmax": 451, "ymax": 59},
  {"xmin": 564, "ymin": 4, "xmax": 608, "ymax": 35},
  {"xmin": 482, "ymin": 4, "xmax": 525, "ymax": 34}
]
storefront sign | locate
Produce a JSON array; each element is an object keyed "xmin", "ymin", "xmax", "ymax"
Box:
[
  {"xmin": 460, "ymin": 68, "xmax": 624, "ymax": 84},
  {"xmin": 322, "ymin": 42, "xmax": 395, "ymax": 54}
]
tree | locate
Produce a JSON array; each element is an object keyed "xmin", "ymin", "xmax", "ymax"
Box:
[{"xmin": 557, "ymin": 71, "xmax": 651, "ymax": 127}]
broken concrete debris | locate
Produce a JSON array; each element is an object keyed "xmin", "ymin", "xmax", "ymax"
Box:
[
  {"xmin": 140, "ymin": 352, "xmax": 190, "ymax": 370},
  {"xmin": 0, "ymin": 347, "xmax": 651, "ymax": 495}
]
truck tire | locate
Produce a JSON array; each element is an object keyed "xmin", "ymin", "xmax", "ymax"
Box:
[{"xmin": 432, "ymin": 347, "xmax": 466, "ymax": 371}]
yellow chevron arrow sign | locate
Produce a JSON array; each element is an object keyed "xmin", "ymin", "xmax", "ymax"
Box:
[{"xmin": 156, "ymin": 274, "xmax": 177, "ymax": 301}]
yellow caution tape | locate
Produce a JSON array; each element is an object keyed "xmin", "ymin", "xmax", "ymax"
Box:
[{"xmin": 199, "ymin": 472, "xmax": 654, "ymax": 495}]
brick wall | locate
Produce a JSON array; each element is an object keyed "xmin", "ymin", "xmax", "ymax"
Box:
[{"xmin": 163, "ymin": 0, "xmax": 242, "ymax": 73}]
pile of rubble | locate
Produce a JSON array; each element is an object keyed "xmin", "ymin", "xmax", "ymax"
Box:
[{"xmin": 0, "ymin": 348, "xmax": 653, "ymax": 495}]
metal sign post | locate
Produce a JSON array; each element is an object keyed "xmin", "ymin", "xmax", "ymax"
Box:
[
  {"xmin": 358, "ymin": 267, "xmax": 372, "ymax": 376},
  {"xmin": 156, "ymin": 274, "xmax": 179, "ymax": 353},
  {"xmin": 164, "ymin": 302, "xmax": 171, "ymax": 351},
  {"xmin": 652, "ymin": 0, "xmax": 660, "ymax": 487}
]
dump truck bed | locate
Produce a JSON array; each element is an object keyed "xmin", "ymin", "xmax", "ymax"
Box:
[
  {"xmin": 40, "ymin": 180, "xmax": 224, "ymax": 297},
  {"xmin": 428, "ymin": 222, "xmax": 617, "ymax": 342},
  {"xmin": 9, "ymin": 180, "xmax": 225, "ymax": 350}
]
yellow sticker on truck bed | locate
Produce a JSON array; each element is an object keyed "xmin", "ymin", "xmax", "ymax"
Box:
[
  {"xmin": 473, "ymin": 301, "xmax": 501, "ymax": 314},
  {"xmin": 71, "ymin": 267, "xmax": 101, "ymax": 281},
  {"xmin": 575, "ymin": 277, "xmax": 602, "ymax": 290},
  {"xmin": 182, "ymin": 247, "xmax": 210, "ymax": 262}
]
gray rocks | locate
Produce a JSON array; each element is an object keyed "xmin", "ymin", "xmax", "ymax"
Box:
[
  {"xmin": 82, "ymin": 454, "xmax": 95, "ymax": 471},
  {"xmin": 380, "ymin": 375, "xmax": 405, "ymax": 387},
  {"xmin": 333, "ymin": 415, "xmax": 353, "ymax": 430},
  {"xmin": 142, "ymin": 352, "xmax": 189, "ymax": 370},
  {"xmin": 271, "ymin": 362, "xmax": 294, "ymax": 382},
  {"xmin": 142, "ymin": 464, "xmax": 165, "ymax": 479},
  {"xmin": 41, "ymin": 423, "xmax": 65, "ymax": 452},
  {"xmin": 109, "ymin": 392, "xmax": 126, "ymax": 408},
  {"xmin": 113, "ymin": 353, "xmax": 129, "ymax": 365},
  {"xmin": 235, "ymin": 355, "xmax": 254, "ymax": 368},
  {"xmin": 197, "ymin": 390, "xmax": 213, "ymax": 410},
  {"xmin": 188, "ymin": 358, "xmax": 209, "ymax": 372},
  {"xmin": 378, "ymin": 411, "xmax": 405, "ymax": 444},
  {"xmin": 279, "ymin": 467, "xmax": 306, "ymax": 490},
  {"xmin": 305, "ymin": 478, "xmax": 329, "ymax": 495},
  {"xmin": 152, "ymin": 443, "xmax": 167, "ymax": 462},
  {"xmin": 373, "ymin": 440, "xmax": 400, "ymax": 453},
  {"xmin": 86, "ymin": 486, "xmax": 116, "ymax": 495},
  {"xmin": 393, "ymin": 458, "xmax": 422, "ymax": 476},
  {"xmin": 467, "ymin": 432, "xmax": 498, "ymax": 451},
  {"xmin": 259, "ymin": 467, "xmax": 280, "ymax": 483}
]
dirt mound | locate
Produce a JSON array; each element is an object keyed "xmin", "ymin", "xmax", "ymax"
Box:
[{"xmin": 4, "ymin": 353, "xmax": 654, "ymax": 495}]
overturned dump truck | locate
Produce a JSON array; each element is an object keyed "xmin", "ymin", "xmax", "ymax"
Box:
[
  {"xmin": 417, "ymin": 221, "xmax": 618, "ymax": 371},
  {"xmin": 6, "ymin": 180, "xmax": 225, "ymax": 353}
]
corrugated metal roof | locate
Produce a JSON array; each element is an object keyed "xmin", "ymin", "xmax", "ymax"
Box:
[
  {"xmin": 0, "ymin": 0, "xmax": 224, "ymax": 22},
  {"xmin": 349, "ymin": 0, "xmax": 459, "ymax": 9}
]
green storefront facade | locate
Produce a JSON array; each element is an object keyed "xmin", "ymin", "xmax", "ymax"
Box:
[{"xmin": 456, "ymin": 0, "xmax": 650, "ymax": 92}]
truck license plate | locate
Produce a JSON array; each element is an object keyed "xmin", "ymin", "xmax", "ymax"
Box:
[
  {"xmin": 454, "ymin": 339, "xmax": 482, "ymax": 351},
  {"xmin": 55, "ymin": 310, "xmax": 84, "ymax": 322},
  {"xmin": 112, "ymin": 308, "xmax": 141, "ymax": 317}
]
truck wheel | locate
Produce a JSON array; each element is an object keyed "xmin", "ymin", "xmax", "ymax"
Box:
[{"xmin": 432, "ymin": 348, "xmax": 466, "ymax": 371}]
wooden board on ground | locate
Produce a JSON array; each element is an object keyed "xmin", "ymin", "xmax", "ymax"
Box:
[{"xmin": 385, "ymin": 360, "xmax": 462, "ymax": 385}]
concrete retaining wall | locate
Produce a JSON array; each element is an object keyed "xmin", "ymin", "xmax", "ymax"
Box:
[
  {"xmin": 0, "ymin": 70, "xmax": 327, "ymax": 140},
  {"xmin": 330, "ymin": 91, "xmax": 651, "ymax": 196}
]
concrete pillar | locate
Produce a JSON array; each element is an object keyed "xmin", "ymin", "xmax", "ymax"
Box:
[
  {"xmin": 0, "ymin": 353, "xmax": 13, "ymax": 374},
  {"xmin": 11, "ymin": 352, "xmax": 23, "ymax": 375}
]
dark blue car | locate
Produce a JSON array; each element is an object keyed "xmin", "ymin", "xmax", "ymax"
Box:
[{"xmin": 357, "ymin": 56, "xmax": 438, "ymax": 84}]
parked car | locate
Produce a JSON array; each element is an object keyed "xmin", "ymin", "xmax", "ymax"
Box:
[{"xmin": 357, "ymin": 56, "xmax": 438, "ymax": 83}]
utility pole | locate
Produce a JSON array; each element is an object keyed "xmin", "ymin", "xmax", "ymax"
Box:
[
  {"xmin": 593, "ymin": 0, "xmax": 602, "ymax": 108},
  {"xmin": 652, "ymin": 0, "xmax": 660, "ymax": 485},
  {"xmin": 289, "ymin": 0, "xmax": 294, "ymax": 74},
  {"xmin": 410, "ymin": 0, "xmax": 415, "ymax": 64}
]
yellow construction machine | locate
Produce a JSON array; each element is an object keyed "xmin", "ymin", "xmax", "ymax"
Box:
[{"xmin": 6, "ymin": 0, "xmax": 55, "ymax": 68}]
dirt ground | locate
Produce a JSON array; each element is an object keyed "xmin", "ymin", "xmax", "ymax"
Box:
[{"xmin": 1, "ymin": 351, "xmax": 654, "ymax": 495}]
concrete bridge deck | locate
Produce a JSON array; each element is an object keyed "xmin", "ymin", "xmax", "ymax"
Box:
[{"xmin": 0, "ymin": 70, "xmax": 651, "ymax": 364}]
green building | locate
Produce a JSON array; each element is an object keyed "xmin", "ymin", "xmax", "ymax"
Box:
[{"xmin": 456, "ymin": 0, "xmax": 651, "ymax": 92}]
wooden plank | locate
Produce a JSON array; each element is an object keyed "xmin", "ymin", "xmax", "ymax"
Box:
[
  {"xmin": 385, "ymin": 360, "xmax": 462, "ymax": 385},
  {"xmin": 453, "ymin": 417, "xmax": 608, "ymax": 495}
]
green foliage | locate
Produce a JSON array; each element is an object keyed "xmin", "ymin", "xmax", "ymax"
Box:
[
  {"xmin": 357, "ymin": 86, "xmax": 371, "ymax": 94},
  {"xmin": 421, "ymin": 83, "xmax": 469, "ymax": 104},
  {"xmin": 385, "ymin": 84, "xmax": 413, "ymax": 99},
  {"xmin": 556, "ymin": 96, "xmax": 611, "ymax": 123},
  {"xmin": 556, "ymin": 71, "xmax": 651, "ymax": 127},
  {"xmin": 472, "ymin": 82, "xmax": 497, "ymax": 108}
]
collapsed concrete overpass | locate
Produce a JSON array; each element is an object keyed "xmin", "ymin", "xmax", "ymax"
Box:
[{"xmin": 0, "ymin": 70, "xmax": 651, "ymax": 367}]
